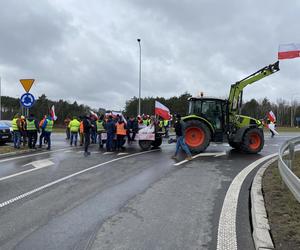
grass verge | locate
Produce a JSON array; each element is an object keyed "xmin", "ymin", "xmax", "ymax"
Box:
[
  {"xmin": 0, "ymin": 145, "xmax": 30, "ymax": 154},
  {"xmin": 263, "ymin": 153, "xmax": 300, "ymax": 249}
]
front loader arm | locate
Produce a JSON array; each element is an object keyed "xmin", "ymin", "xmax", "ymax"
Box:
[{"xmin": 228, "ymin": 61, "xmax": 280, "ymax": 116}]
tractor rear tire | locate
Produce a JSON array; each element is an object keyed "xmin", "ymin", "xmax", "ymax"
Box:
[
  {"xmin": 240, "ymin": 128, "xmax": 264, "ymax": 154},
  {"xmin": 184, "ymin": 120, "xmax": 211, "ymax": 154},
  {"xmin": 139, "ymin": 140, "xmax": 152, "ymax": 151}
]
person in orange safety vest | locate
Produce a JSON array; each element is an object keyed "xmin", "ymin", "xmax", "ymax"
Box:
[{"xmin": 115, "ymin": 117, "xmax": 127, "ymax": 151}]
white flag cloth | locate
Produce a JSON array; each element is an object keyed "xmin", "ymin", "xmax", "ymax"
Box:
[{"xmin": 50, "ymin": 105, "xmax": 57, "ymax": 121}]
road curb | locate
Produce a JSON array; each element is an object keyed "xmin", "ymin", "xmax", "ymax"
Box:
[{"xmin": 251, "ymin": 157, "xmax": 277, "ymax": 250}]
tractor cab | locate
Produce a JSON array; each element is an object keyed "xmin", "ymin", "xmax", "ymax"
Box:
[{"xmin": 188, "ymin": 97, "xmax": 228, "ymax": 133}]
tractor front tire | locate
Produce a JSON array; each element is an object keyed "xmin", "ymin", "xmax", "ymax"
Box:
[
  {"xmin": 151, "ymin": 137, "xmax": 162, "ymax": 148},
  {"xmin": 240, "ymin": 128, "xmax": 264, "ymax": 154},
  {"xmin": 139, "ymin": 140, "xmax": 152, "ymax": 151},
  {"xmin": 184, "ymin": 120, "xmax": 211, "ymax": 154}
]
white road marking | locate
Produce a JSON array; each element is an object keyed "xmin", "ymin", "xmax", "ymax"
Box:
[
  {"xmin": 174, "ymin": 151, "xmax": 227, "ymax": 166},
  {"xmin": 23, "ymin": 159, "xmax": 54, "ymax": 168},
  {"xmin": 0, "ymin": 149, "xmax": 160, "ymax": 208},
  {"xmin": 0, "ymin": 147, "xmax": 69, "ymax": 164},
  {"xmin": 216, "ymin": 153, "xmax": 277, "ymax": 250},
  {"xmin": 117, "ymin": 153, "xmax": 128, "ymax": 156},
  {"xmin": 0, "ymin": 159, "xmax": 55, "ymax": 182},
  {"xmin": 103, "ymin": 152, "xmax": 114, "ymax": 155}
]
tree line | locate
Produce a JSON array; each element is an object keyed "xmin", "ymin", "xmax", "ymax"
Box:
[{"xmin": 0, "ymin": 94, "xmax": 93, "ymax": 125}]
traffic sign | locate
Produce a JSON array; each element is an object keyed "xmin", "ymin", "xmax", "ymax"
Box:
[
  {"xmin": 20, "ymin": 79, "xmax": 35, "ymax": 92},
  {"xmin": 20, "ymin": 92, "xmax": 35, "ymax": 108}
]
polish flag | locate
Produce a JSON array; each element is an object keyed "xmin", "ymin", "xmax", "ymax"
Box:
[
  {"xmin": 267, "ymin": 111, "xmax": 276, "ymax": 123},
  {"xmin": 50, "ymin": 105, "xmax": 57, "ymax": 121},
  {"xmin": 90, "ymin": 110, "xmax": 98, "ymax": 120},
  {"xmin": 155, "ymin": 101, "xmax": 171, "ymax": 120},
  {"xmin": 278, "ymin": 43, "xmax": 300, "ymax": 60}
]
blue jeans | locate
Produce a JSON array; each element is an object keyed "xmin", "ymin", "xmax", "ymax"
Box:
[
  {"xmin": 175, "ymin": 136, "xmax": 192, "ymax": 157},
  {"xmin": 13, "ymin": 131, "xmax": 21, "ymax": 148},
  {"xmin": 70, "ymin": 132, "xmax": 78, "ymax": 146},
  {"xmin": 106, "ymin": 133, "xmax": 114, "ymax": 151},
  {"xmin": 44, "ymin": 132, "xmax": 51, "ymax": 149}
]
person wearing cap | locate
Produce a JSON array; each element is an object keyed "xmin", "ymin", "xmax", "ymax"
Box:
[
  {"xmin": 172, "ymin": 114, "xmax": 192, "ymax": 161},
  {"xmin": 39, "ymin": 115, "xmax": 54, "ymax": 150},
  {"xmin": 26, "ymin": 114, "xmax": 40, "ymax": 149},
  {"xmin": 64, "ymin": 117, "xmax": 71, "ymax": 140},
  {"xmin": 82, "ymin": 114, "xmax": 92, "ymax": 156},
  {"xmin": 127, "ymin": 115, "xmax": 138, "ymax": 144},
  {"xmin": 11, "ymin": 113, "xmax": 22, "ymax": 149},
  {"xmin": 20, "ymin": 115, "xmax": 27, "ymax": 146},
  {"xmin": 69, "ymin": 116, "xmax": 80, "ymax": 146}
]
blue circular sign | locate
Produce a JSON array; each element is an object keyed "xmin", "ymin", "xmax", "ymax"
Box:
[{"xmin": 20, "ymin": 92, "xmax": 35, "ymax": 108}]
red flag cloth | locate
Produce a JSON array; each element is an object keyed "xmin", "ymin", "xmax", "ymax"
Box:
[
  {"xmin": 267, "ymin": 111, "xmax": 276, "ymax": 123},
  {"xmin": 155, "ymin": 101, "xmax": 171, "ymax": 120},
  {"xmin": 278, "ymin": 43, "xmax": 300, "ymax": 60}
]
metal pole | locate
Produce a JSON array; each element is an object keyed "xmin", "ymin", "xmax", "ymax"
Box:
[{"xmin": 137, "ymin": 38, "xmax": 142, "ymax": 116}]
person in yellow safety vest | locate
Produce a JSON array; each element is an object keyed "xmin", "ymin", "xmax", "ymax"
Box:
[
  {"xmin": 142, "ymin": 115, "xmax": 149, "ymax": 126},
  {"xmin": 163, "ymin": 119, "xmax": 169, "ymax": 138},
  {"xmin": 79, "ymin": 116, "xmax": 84, "ymax": 146},
  {"xmin": 96, "ymin": 115, "xmax": 106, "ymax": 149},
  {"xmin": 115, "ymin": 118, "xmax": 127, "ymax": 151},
  {"xmin": 39, "ymin": 115, "xmax": 54, "ymax": 150},
  {"xmin": 69, "ymin": 116, "xmax": 80, "ymax": 146},
  {"xmin": 12, "ymin": 113, "xmax": 22, "ymax": 149},
  {"xmin": 26, "ymin": 114, "xmax": 40, "ymax": 149}
]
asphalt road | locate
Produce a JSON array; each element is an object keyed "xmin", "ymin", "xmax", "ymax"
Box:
[{"xmin": 0, "ymin": 132, "xmax": 297, "ymax": 250}]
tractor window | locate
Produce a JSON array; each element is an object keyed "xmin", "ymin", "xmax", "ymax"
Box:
[
  {"xmin": 189, "ymin": 100, "xmax": 202, "ymax": 115},
  {"xmin": 202, "ymin": 100, "xmax": 223, "ymax": 129}
]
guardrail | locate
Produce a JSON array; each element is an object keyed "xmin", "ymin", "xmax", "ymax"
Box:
[{"xmin": 278, "ymin": 136, "xmax": 300, "ymax": 202}]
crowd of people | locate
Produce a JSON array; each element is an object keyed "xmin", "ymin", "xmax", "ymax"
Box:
[
  {"xmin": 64, "ymin": 114, "xmax": 171, "ymax": 156},
  {"xmin": 12, "ymin": 113, "xmax": 54, "ymax": 150}
]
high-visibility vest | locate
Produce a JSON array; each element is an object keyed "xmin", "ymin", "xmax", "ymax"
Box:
[
  {"xmin": 96, "ymin": 120, "xmax": 104, "ymax": 132},
  {"xmin": 116, "ymin": 122, "xmax": 126, "ymax": 135},
  {"xmin": 45, "ymin": 119, "xmax": 54, "ymax": 132},
  {"xmin": 80, "ymin": 121, "xmax": 84, "ymax": 133},
  {"xmin": 26, "ymin": 120, "xmax": 37, "ymax": 131},
  {"xmin": 12, "ymin": 118, "xmax": 19, "ymax": 131},
  {"xmin": 163, "ymin": 120, "xmax": 169, "ymax": 126},
  {"xmin": 69, "ymin": 119, "xmax": 80, "ymax": 133},
  {"xmin": 143, "ymin": 119, "xmax": 148, "ymax": 126},
  {"xmin": 159, "ymin": 121, "xmax": 163, "ymax": 128}
]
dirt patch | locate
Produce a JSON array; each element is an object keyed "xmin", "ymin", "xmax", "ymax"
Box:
[
  {"xmin": 263, "ymin": 153, "xmax": 300, "ymax": 250},
  {"xmin": 0, "ymin": 145, "xmax": 30, "ymax": 154}
]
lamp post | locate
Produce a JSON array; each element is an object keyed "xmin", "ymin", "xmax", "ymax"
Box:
[{"xmin": 137, "ymin": 38, "xmax": 141, "ymax": 116}]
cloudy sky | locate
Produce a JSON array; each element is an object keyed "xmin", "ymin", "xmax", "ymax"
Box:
[{"xmin": 0, "ymin": 0, "xmax": 300, "ymax": 111}]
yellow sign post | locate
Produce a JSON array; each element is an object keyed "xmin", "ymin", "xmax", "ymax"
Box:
[{"xmin": 20, "ymin": 79, "xmax": 35, "ymax": 93}]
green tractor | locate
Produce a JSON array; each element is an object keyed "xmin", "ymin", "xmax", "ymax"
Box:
[{"xmin": 183, "ymin": 61, "xmax": 280, "ymax": 154}]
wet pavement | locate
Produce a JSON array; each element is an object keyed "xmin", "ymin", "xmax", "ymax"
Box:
[{"xmin": 0, "ymin": 132, "xmax": 298, "ymax": 249}]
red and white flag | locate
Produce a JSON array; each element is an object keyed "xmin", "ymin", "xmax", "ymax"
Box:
[
  {"xmin": 90, "ymin": 110, "xmax": 98, "ymax": 120},
  {"xmin": 278, "ymin": 43, "xmax": 300, "ymax": 60},
  {"xmin": 155, "ymin": 101, "xmax": 171, "ymax": 120},
  {"xmin": 50, "ymin": 105, "xmax": 57, "ymax": 121},
  {"xmin": 267, "ymin": 111, "xmax": 276, "ymax": 123}
]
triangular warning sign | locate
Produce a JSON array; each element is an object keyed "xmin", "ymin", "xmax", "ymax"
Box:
[{"xmin": 20, "ymin": 79, "xmax": 35, "ymax": 92}]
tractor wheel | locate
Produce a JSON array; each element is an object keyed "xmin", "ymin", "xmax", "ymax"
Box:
[
  {"xmin": 151, "ymin": 137, "xmax": 162, "ymax": 148},
  {"xmin": 184, "ymin": 120, "xmax": 211, "ymax": 153},
  {"xmin": 228, "ymin": 140, "xmax": 240, "ymax": 150},
  {"xmin": 240, "ymin": 128, "xmax": 264, "ymax": 154},
  {"xmin": 139, "ymin": 140, "xmax": 152, "ymax": 151}
]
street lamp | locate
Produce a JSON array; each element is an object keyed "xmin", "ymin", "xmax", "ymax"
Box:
[{"xmin": 137, "ymin": 38, "xmax": 141, "ymax": 116}]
